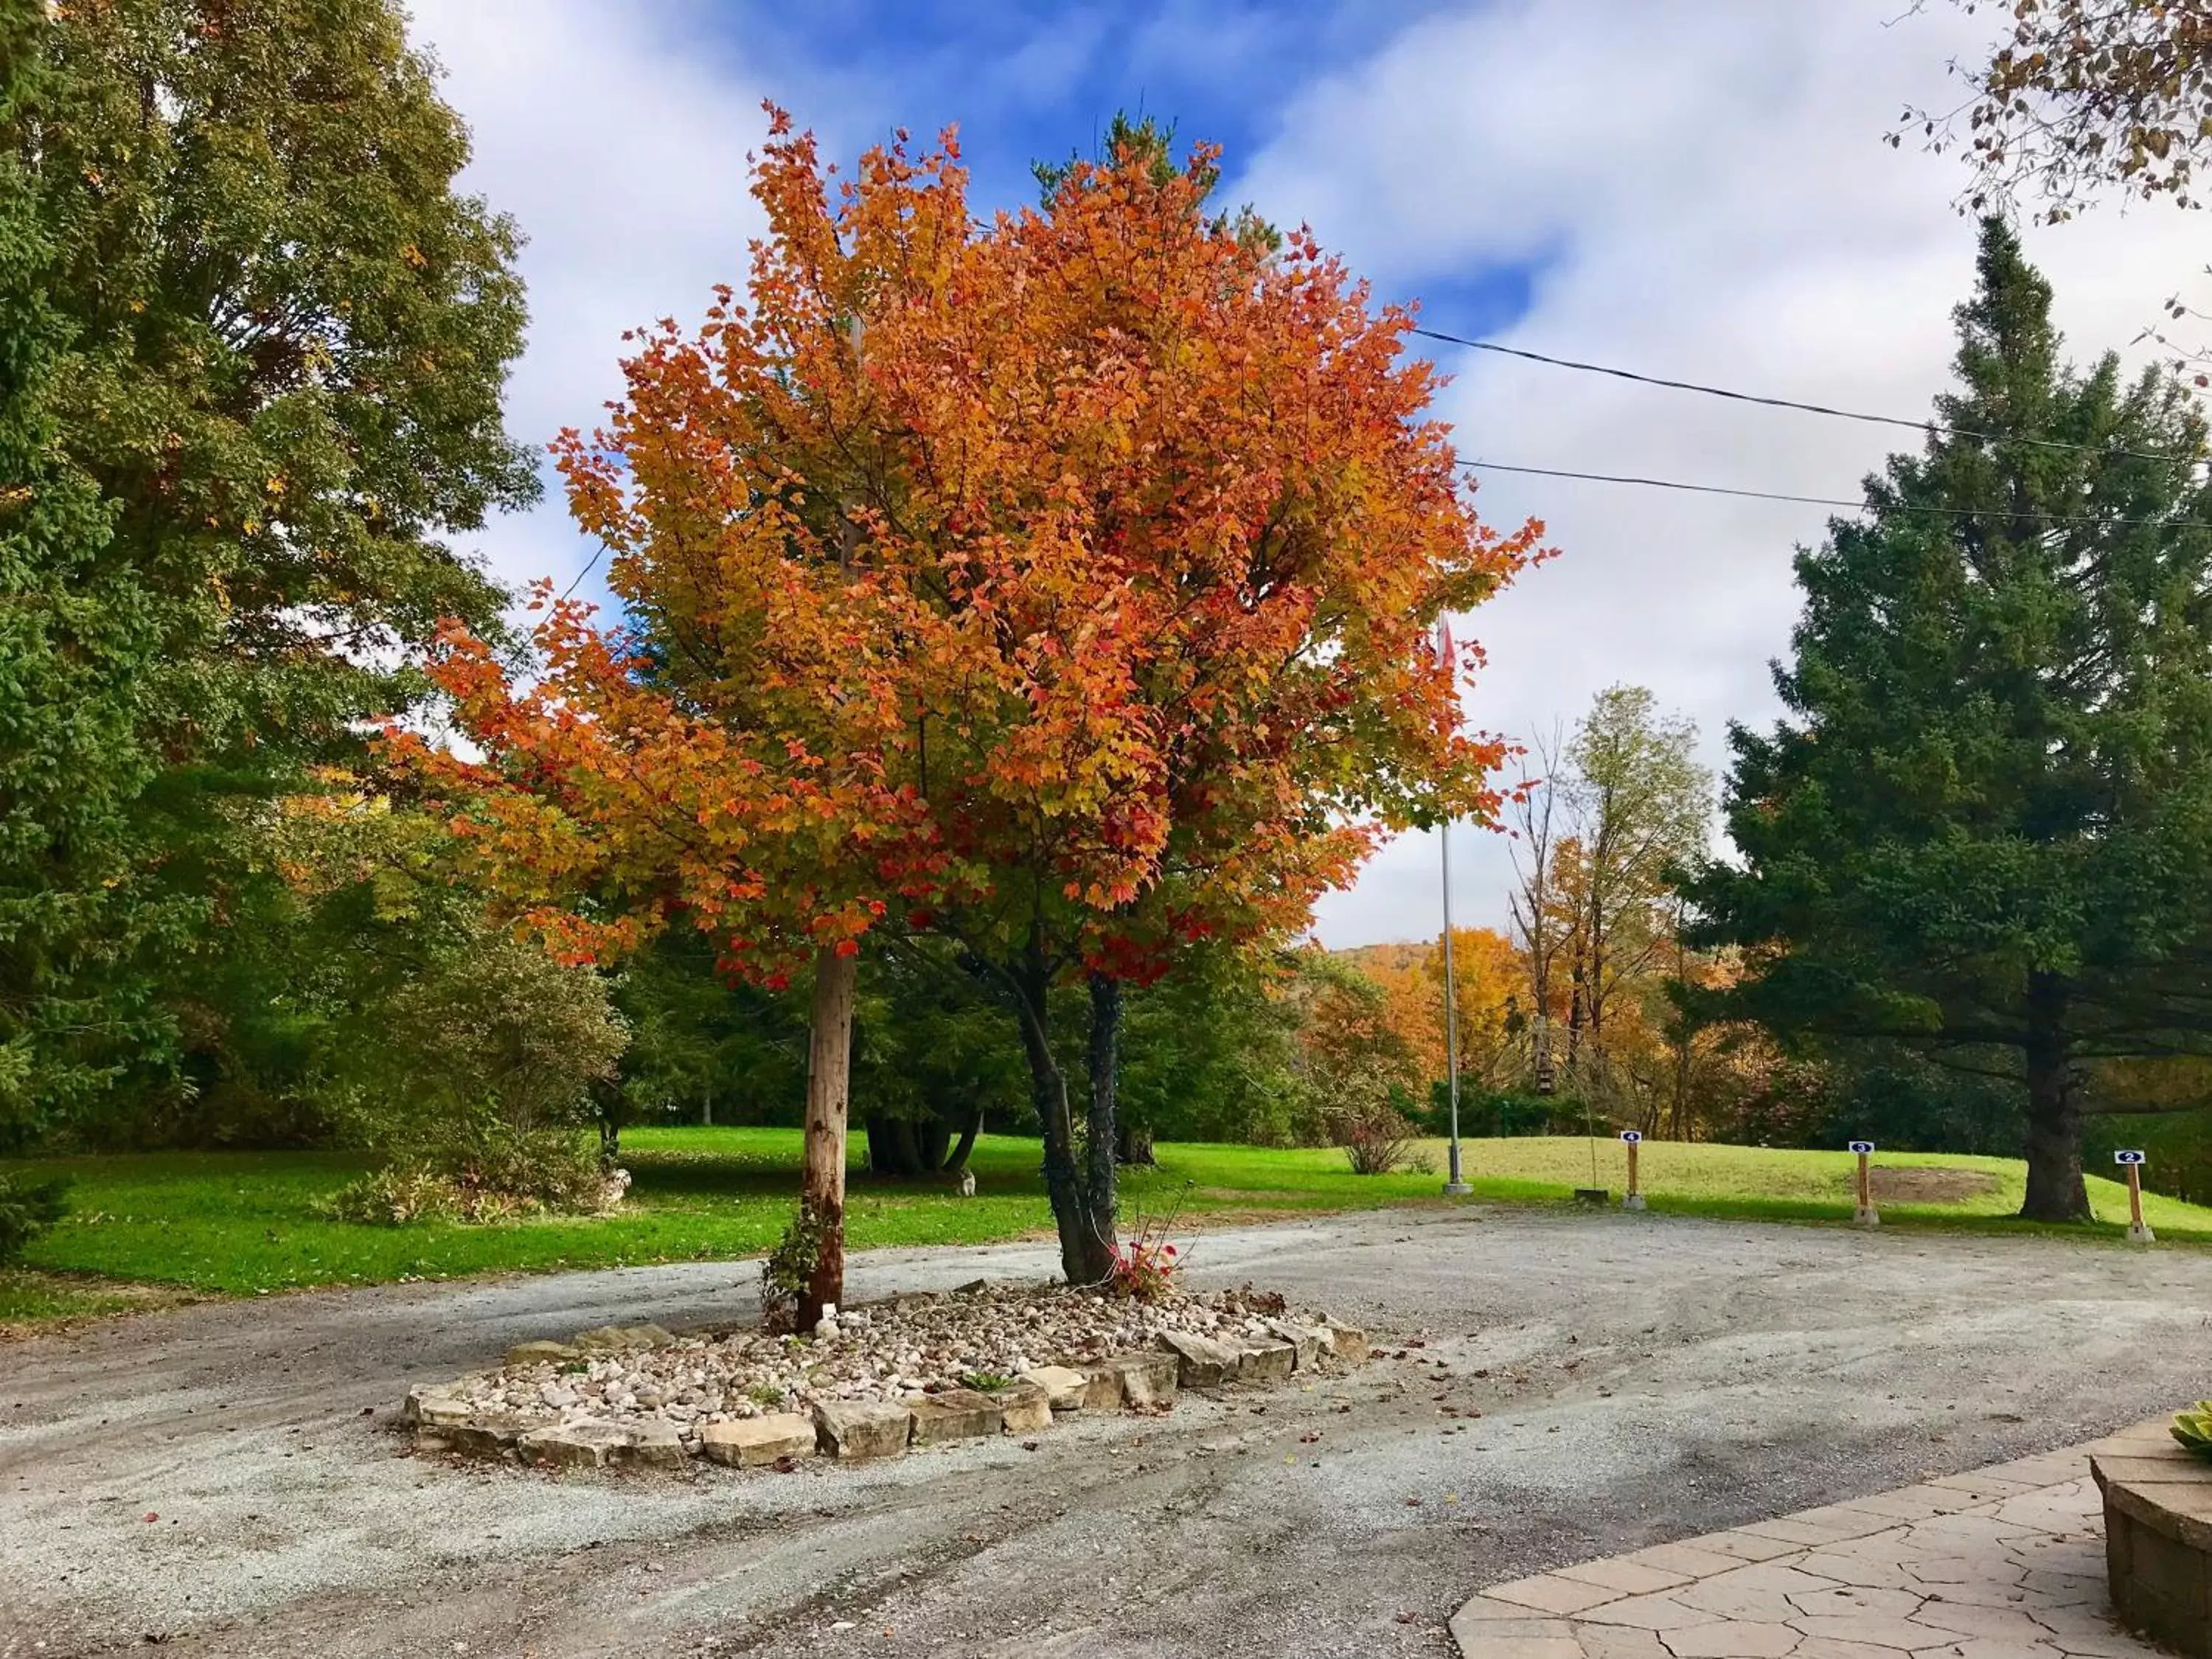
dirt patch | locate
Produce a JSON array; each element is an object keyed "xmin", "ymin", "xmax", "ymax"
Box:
[{"xmin": 1868, "ymin": 1166, "xmax": 2000, "ymax": 1204}]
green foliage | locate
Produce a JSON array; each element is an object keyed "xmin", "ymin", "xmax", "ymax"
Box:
[
  {"xmin": 2174, "ymin": 1403, "xmax": 2212, "ymax": 1459},
  {"xmin": 318, "ymin": 1131, "xmax": 613, "ymax": 1225},
  {"xmin": 1032, "ymin": 111, "xmax": 1280, "ymax": 252},
  {"xmin": 759, "ymin": 1198, "xmax": 833, "ymax": 1327},
  {"xmin": 39, "ymin": 0, "xmax": 537, "ymax": 751},
  {"xmin": 0, "ymin": 13, "xmax": 175, "ymax": 1141},
  {"xmin": 1116, "ymin": 950, "xmax": 1311, "ymax": 1147},
  {"xmin": 1, "ymin": 0, "xmax": 537, "ymax": 1141},
  {"xmin": 1683, "ymin": 219, "xmax": 2212, "ymax": 1220},
  {"xmin": 612, "ymin": 927, "xmax": 808, "ymax": 1126},
  {"xmin": 0, "ymin": 1171, "xmax": 68, "ymax": 1265}
]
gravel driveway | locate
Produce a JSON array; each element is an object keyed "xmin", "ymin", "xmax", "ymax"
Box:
[{"xmin": 4, "ymin": 1204, "xmax": 2208, "ymax": 1659}]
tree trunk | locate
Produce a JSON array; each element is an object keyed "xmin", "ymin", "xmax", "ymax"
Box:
[
  {"xmin": 917, "ymin": 1113, "xmax": 953, "ymax": 1171},
  {"xmin": 945, "ymin": 1107, "xmax": 981, "ymax": 1173},
  {"xmin": 1006, "ymin": 942, "xmax": 1116, "ymax": 1285},
  {"xmin": 2020, "ymin": 972, "xmax": 2090, "ymax": 1222},
  {"xmin": 591, "ymin": 1079, "xmax": 622, "ymax": 1172},
  {"xmin": 1085, "ymin": 972, "xmax": 1122, "ymax": 1259},
  {"xmin": 1116, "ymin": 1119, "xmax": 1155, "ymax": 1165},
  {"xmin": 799, "ymin": 944, "xmax": 855, "ymax": 1328},
  {"xmin": 866, "ymin": 1111, "xmax": 922, "ymax": 1177},
  {"xmin": 866, "ymin": 1110, "xmax": 971, "ymax": 1175}
]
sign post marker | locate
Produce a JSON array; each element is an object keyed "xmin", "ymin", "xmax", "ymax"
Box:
[
  {"xmin": 2116, "ymin": 1150, "xmax": 2154, "ymax": 1245},
  {"xmin": 1848, "ymin": 1141, "xmax": 1879, "ymax": 1228},
  {"xmin": 1620, "ymin": 1130, "xmax": 1646, "ymax": 1211}
]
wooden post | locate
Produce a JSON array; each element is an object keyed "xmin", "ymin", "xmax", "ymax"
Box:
[
  {"xmin": 1850, "ymin": 1140, "xmax": 1879, "ymax": 1228},
  {"xmin": 1621, "ymin": 1130, "xmax": 1645, "ymax": 1211},
  {"xmin": 799, "ymin": 944, "xmax": 857, "ymax": 1329},
  {"xmin": 2118, "ymin": 1150, "xmax": 2154, "ymax": 1245}
]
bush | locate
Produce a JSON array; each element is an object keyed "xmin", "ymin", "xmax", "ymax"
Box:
[
  {"xmin": 0, "ymin": 1173, "xmax": 69, "ymax": 1265},
  {"xmin": 1334, "ymin": 1106, "xmax": 1433, "ymax": 1176},
  {"xmin": 320, "ymin": 1130, "xmax": 625, "ymax": 1225},
  {"xmin": 325, "ymin": 925, "xmax": 629, "ymax": 1220}
]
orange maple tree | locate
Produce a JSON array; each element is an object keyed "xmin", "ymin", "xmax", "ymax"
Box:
[{"xmin": 394, "ymin": 109, "xmax": 1544, "ymax": 1289}]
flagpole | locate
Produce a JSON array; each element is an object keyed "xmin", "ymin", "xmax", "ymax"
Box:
[{"xmin": 1439, "ymin": 617, "xmax": 1470, "ymax": 1197}]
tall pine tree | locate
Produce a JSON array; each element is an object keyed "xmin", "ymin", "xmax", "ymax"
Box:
[{"xmin": 1683, "ymin": 220, "xmax": 2212, "ymax": 1222}]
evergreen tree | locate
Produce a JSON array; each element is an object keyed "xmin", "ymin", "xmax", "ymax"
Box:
[{"xmin": 1682, "ymin": 219, "xmax": 2212, "ymax": 1222}]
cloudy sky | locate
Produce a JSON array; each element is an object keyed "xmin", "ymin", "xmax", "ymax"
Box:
[{"xmin": 400, "ymin": 0, "xmax": 2208, "ymax": 947}]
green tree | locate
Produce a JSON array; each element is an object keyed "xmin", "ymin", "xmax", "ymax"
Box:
[
  {"xmin": 1682, "ymin": 219, "xmax": 2212, "ymax": 1222},
  {"xmin": 0, "ymin": 7, "xmax": 172, "ymax": 1143},
  {"xmin": 10, "ymin": 0, "xmax": 536, "ymax": 1134},
  {"xmin": 1562, "ymin": 685, "xmax": 1711, "ymax": 1083}
]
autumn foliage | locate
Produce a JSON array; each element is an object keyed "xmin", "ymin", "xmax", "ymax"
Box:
[{"xmin": 393, "ymin": 110, "xmax": 1542, "ymax": 1283}]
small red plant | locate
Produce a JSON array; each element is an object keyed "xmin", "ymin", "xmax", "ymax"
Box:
[{"xmin": 1105, "ymin": 1186, "xmax": 1194, "ymax": 1302}]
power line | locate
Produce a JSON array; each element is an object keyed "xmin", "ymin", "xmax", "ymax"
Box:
[
  {"xmin": 1457, "ymin": 456, "xmax": 2212, "ymax": 532},
  {"xmin": 1413, "ymin": 325, "xmax": 2202, "ymax": 470},
  {"xmin": 561, "ymin": 543, "xmax": 609, "ymax": 600}
]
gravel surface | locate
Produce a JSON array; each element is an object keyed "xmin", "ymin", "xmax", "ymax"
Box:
[
  {"xmin": 451, "ymin": 1282, "xmax": 1318, "ymax": 1435},
  {"xmin": 4, "ymin": 1204, "xmax": 2210, "ymax": 1659}
]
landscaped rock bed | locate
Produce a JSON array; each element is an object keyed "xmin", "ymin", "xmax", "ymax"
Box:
[{"xmin": 403, "ymin": 1281, "xmax": 1366, "ymax": 1470}]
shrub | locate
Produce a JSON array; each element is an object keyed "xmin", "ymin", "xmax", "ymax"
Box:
[
  {"xmin": 0, "ymin": 1173, "xmax": 69, "ymax": 1265},
  {"xmin": 325, "ymin": 926, "xmax": 629, "ymax": 1221},
  {"xmin": 1335, "ymin": 1105, "xmax": 1433, "ymax": 1176},
  {"xmin": 319, "ymin": 1130, "xmax": 624, "ymax": 1225}
]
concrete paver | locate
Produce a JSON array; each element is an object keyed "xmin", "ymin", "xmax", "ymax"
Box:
[{"xmin": 1453, "ymin": 1433, "xmax": 2166, "ymax": 1659}]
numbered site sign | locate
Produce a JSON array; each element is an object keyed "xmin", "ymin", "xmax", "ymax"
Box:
[
  {"xmin": 1848, "ymin": 1140, "xmax": 1874, "ymax": 1155},
  {"xmin": 2116, "ymin": 1150, "xmax": 2147, "ymax": 1166},
  {"xmin": 1620, "ymin": 1130, "xmax": 1643, "ymax": 1144}
]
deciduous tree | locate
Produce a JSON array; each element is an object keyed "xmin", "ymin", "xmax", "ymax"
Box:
[
  {"xmin": 7, "ymin": 0, "xmax": 536, "ymax": 1136},
  {"xmin": 406, "ymin": 111, "xmax": 1541, "ymax": 1290}
]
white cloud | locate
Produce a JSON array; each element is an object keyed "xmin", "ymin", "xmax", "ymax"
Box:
[
  {"xmin": 399, "ymin": 0, "xmax": 2207, "ymax": 955},
  {"xmin": 1238, "ymin": 0, "xmax": 2212, "ymax": 945},
  {"xmin": 402, "ymin": 0, "xmax": 778, "ymax": 601}
]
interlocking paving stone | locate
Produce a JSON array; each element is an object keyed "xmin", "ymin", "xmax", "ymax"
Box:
[{"xmin": 1450, "ymin": 1425, "xmax": 2171, "ymax": 1659}]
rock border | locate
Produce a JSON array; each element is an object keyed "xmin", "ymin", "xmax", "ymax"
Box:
[{"xmin": 403, "ymin": 1311, "xmax": 1366, "ymax": 1472}]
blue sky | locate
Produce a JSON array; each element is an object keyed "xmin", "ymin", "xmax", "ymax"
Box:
[
  {"xmin": 670, "ymin": 0, "xmax": 1547, "ymax": 341},
  {"xmin": 404, "ymin": 0, "xmax": 2201, "ymax": 945}
]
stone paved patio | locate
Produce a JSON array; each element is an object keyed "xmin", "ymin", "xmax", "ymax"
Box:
[{"xmin": 1451, "ymin": 1421, "xmax": 2174, "ymax": 1659}]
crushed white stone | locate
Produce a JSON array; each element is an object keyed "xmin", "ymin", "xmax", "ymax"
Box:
[{"xmin": 453, "ymin": 1283, "xmax": 1313, "ymax": 1437}]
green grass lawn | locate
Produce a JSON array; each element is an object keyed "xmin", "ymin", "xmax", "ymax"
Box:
[
  {"xmin": 2, "ymin": 1130, "xmax": 2205, "ymax": 1326},
  {"xmin": 1436, "ymin": 1135, "xmax": 2212, "ymax": 1238}
]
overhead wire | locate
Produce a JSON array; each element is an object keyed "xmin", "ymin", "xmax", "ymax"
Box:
[
  {"xmin": 1453, "ymin": 457, "xmax": 2212, "ymax": 532},
  {"xmin": 553, "ymin": 316, "xmax": 2212, "ymax": 597},
  {"xmin": 1412, "ymin": 325, "xmax": 2204, "ymax": 470}
]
